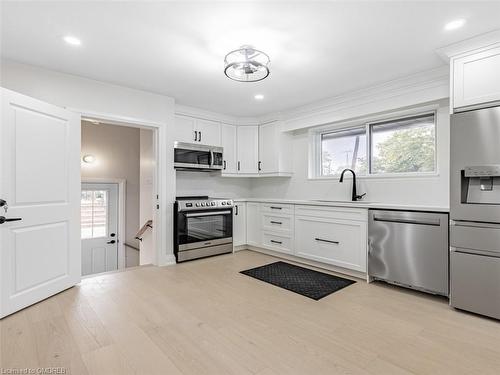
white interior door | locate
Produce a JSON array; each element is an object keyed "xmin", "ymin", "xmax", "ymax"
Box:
[
  {"xmin": 81, "ymin": 183, "xmax": 119, "ymax": 276},
  {"xmin": 0, "ymin": 88, "xmax": 81, "ymax": 319}
]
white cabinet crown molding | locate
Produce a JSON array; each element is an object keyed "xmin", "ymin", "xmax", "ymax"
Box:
[
  {"xmin": 263, "ymin": 67, "xmax": 449, "ymax": 132},
  {"xmin": 436, "ymin": 29, "xmax": 500, "ymax": 61}
]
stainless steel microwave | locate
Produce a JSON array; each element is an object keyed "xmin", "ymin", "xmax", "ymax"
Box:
[{"xmin": 174, "ymin": 142, "xmax": 223, "ymax": 171}]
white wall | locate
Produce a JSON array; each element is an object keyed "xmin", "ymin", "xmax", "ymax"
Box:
[
  {"xmin": 250, "ymin": 101, "xmax": 450, "ymax": 207},
  {"xmin": 1, "ymin": 60, "xmax": 452, "ymax": 271},
  {"xmin": 1, "ymin": 59, "xmax": 176, "ymax": 266},
  {"xmin": 176, "ymin": 171, "xmax": 252, "ymax": 198},
  {"xmin": 81, "ymin": 122, "xmax": 140, "ymax": 258},
  {"xmin": 140, "ymin": 128, "xmax": 155, "ymax": 265}
]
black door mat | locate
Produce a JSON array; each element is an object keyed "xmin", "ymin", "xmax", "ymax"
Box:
[{"xmin": 240, "ymin": 261, "xmax": 356, "ymax": 300}]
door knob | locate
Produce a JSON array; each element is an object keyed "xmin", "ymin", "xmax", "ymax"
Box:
[
  {"xmin": 107, "ymin": 240, "xmax": 116, "ymax": 244},
  {"xmin": 0, "ymin": 216, "xmax": 22, "ymax": 224},
  {"xmin": 0, "ymin": 199, "xmax": 8, "ymax": 213}
]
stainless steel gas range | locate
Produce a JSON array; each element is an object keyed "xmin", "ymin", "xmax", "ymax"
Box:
[{"xmin": 174, "ymin": 196, "xmax": 233, "ymax": 262}]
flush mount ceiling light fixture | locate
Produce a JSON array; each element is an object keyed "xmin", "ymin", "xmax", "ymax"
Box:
[
  {"xmin": 82, "ymin": 154, "xmax": 96, "ymax": 164},
  {"xmin": 224, "ymin": 45, "xmax": 270, "ymax": 82}
]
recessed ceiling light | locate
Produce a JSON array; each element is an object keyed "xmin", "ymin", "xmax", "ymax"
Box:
[
  {"xmin": 444, "ymin": 19, "xmax": 466, "ymax": 31},
  {"xmin": 254, "ymin": 94, "xmax": 264, "ymax": 100},
  {"xmin": 63, "ymin": 35, "xmax": 81, "ymax": 46}
]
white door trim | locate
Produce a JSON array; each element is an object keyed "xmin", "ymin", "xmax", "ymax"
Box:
[
  {"xmin": 74, "ymin": 109, "xmax": 174, "ymax": 266},
  {"xmin": 82, "ymin": 178, "xmax": 126, "ymax": 270}
]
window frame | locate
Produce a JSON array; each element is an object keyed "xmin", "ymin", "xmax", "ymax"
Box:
[{"xmin": 310, "ymin": 108, "xmax": 439, "ymax": 180}]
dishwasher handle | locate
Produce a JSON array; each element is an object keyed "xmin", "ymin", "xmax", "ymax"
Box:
[{"xmin": 373, "ymin": 215, "xmax": 441, "ymax": 227}]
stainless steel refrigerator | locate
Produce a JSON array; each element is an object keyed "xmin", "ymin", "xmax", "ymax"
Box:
[{"xmin": 450, "ymin": 106, "xmax": 500, "ymax": 319}]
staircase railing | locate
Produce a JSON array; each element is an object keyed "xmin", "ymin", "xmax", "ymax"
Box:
[{"xmin": 135, "ymin": 220, "xmax": 153, "ymax": 241}]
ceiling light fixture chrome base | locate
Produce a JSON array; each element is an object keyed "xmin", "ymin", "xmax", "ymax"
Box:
[{"xmin": 224, "ymin": 45, "xmax": 270, "ymax": 82}]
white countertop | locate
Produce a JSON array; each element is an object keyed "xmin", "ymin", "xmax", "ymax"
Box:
[{"xmin": 232, "ymin": 198, "xmax": 449, "ymax": 213}]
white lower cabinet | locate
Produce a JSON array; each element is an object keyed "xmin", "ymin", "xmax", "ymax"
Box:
[
  {"xmin": 233, "ymin": 202, "xmax": 246, "ymax": 247},
  {"xmin": 294, "ymin": 215, "xmax": 367, "ymax": 273},
  {"xmin": 246, "ymin": 202, "xmax": 262, "ymax": 247},
  {"xmin": 262, "ymin": 232, "xmax": 293, "ymax": 254},
  {"xmin": 241, "ymin": 201, "xmax": 368, "ymax": 274}
]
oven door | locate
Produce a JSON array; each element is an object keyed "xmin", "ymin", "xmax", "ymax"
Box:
[
  {"xmin": 174, "ymin": 143, "xmax": 212, "ymax": 169},
  {"xmin": 177, "ymin": 209, "xmax": 233, "ymax": 251}
]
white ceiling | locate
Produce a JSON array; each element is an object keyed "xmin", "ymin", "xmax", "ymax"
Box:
[{"xmin": 1, "ymin": 1, "xmax": 500, "ymax": 117}]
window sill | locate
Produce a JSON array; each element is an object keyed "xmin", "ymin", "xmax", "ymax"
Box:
[{"xmin": 308, "ymin": 172, "xmax": 441, "ymax": 181}]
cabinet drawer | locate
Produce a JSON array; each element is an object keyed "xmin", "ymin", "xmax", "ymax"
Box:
[
  {"xmin": 262, "ymin": 214, "xmax": 292, "ymax": 232},
  {"xmin": 262, "ymin": 232, "xmax": 293, "ymax": 254},
  {"xmin": 451, "ymin": 251, "xmax": 500, "ymax": 319},
  {"xmin": 451, "ymin": 222, "xmax": 500, "ymax": 255},
  {"xmin": 295, "ymin": 205, "xmax": 367, "ymax": 222},
  {"xmin": 261, "ymin": 203, "xmax": 293, "ymax": 215},
  {"xmin": 295, "ymin": 216, "xmax": 367, "ymax": 272}
]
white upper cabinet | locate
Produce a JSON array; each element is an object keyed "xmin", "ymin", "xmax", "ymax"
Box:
[
  {"xmin": 221, "ymin": 124, "xmax": 237, "ymax": 174},
  {"xmin": 452, "ymin": 45, "xmax": 500, "ymax": 111},
  {"xmin": 258, "ymin": 121, "xmax": 292, "ymax": 175},
  {"xmin": 196, "ymin": 119, "xmax": 221, "ymax": 146},
  {"xmin": 173, "ymin": 115, "xmax": 196, "ymax": 144},
  {"xmin": 258, "ymin": 122, "xmax": 278, "ymax": 173},
  {"xmin": 237, "ymin": 125, "xmax": 259, "ymax": 174},
  {"xmin": 173, "ymin": 115, "xmax": 221, "ymax": 146}
]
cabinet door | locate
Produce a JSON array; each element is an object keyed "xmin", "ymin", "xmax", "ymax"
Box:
[
  {"xmin": 237, "ymin": 126, "xmax": 259, "ymax": 174},
  {"xmin": 233, "ymin": 203, "xmax": 246, "ymax": 247},
  {"xmin": 259, "ymin": 122, "xmax": 278, "ymax": 173},
  {"xmin": 221, "ymin": 124, "xmax": 237, "ymax": 174},
  {"xmin": 453, "ymin": 46, "xmax": 500, "ymax": 110},
  {"xmin": 246, "ymin": 202, "xmax": 261, "ymax": 246},
  {"xmin": 295, "ymin": 216, "xmax": 367, "ymax": 272},
  {"xmin": 173, "ymin": 115, "xmax": 196, "ymax": 143},
  {"xmin": 196, "ymin": 119, "xmax": 221, "ymax": 146}
]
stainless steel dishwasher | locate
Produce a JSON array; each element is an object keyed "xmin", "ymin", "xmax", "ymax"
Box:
[{"xmin": 368, "ymin": 209, "xmax": 449, "ymax": 296}]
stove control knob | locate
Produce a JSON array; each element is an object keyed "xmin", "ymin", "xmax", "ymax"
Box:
[
  {"xmin": 201, "ymin": 202, "xmax": 206, "ymax": 207},
  {"xmin": 211, "ymin": 202, "xmax": 215, "ymax": 206},
  {"xmin": 221, "ymin": 202, "xmax": 226, "ymax": 205},
  {"xmin": 195, "ymin": 203, "xmax": 200, "ymax": 207}
]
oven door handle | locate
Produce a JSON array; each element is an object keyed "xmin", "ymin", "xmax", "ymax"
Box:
[{"xmin": 185, "ymin": 210, "xmax": 232, "ymax": 217}]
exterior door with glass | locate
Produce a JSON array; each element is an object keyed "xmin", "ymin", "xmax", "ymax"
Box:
[{"xmin": 81, "ymin": 183, "xmax": 119, "ymax": 276}]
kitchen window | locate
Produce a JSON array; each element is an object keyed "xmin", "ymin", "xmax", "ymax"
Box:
[
  {"xmin": 320, "ymin": 127, "xmax": 367, "ymax": 176},
  {"xmin": 314, "ymin": 111, "xmax": 436, "ymax": 178}
]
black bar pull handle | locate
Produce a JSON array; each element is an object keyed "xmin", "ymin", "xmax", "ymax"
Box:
[
  {"xmin": 0, "ymin": 216, "xmax": 22, "ymax": 224},
  {"xmin": 315, "ymin": 238, "xmax": 339, "ymax": 245},
  {"xmin": 199, "ymin": 131, "xmax": 202, "ymax": 142},
  {"xmin": 237, "ymin": 161, "xmax": 241, "ymax": 171},
  {"xmin": 194, "ymin": 130, "xmax": 198, "ymax": 142},
  {"xmin": 270, "ymin": 221, "xmax": 282, "ymax": 225},
  {"xmin": 270, "ymin": 240, "xmax": 282, "ymax": 245},
  {"xmin": 223, "ymin": 160, "xmax": 227, "ymax": 170},
  {"xmin": 258, "ymin": 161, "xmax": 262, "ymax": 171}
]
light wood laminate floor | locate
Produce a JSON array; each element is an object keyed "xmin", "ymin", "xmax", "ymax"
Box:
[{"xmin": 2, "ymin": 250, "xmax": 500, "ymax": 374}]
